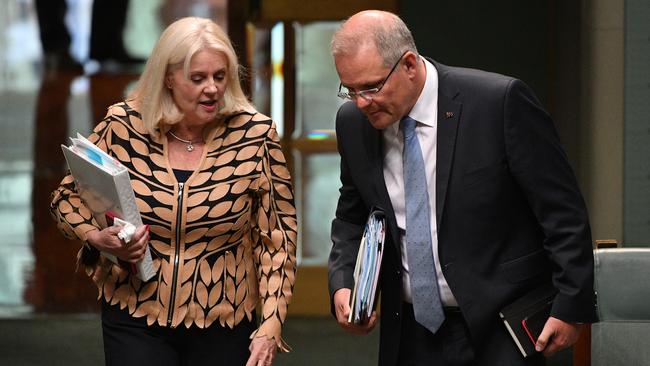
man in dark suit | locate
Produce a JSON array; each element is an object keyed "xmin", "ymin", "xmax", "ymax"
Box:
[{"xmin": 328, "ymin": 10, "xmax": 597, "ymax": 366}]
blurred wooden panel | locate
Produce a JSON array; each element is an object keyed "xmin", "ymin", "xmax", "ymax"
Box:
[
  {"xmin": 290, "ymin": 266, "xmax": 330, "ymax": 315},
  {"xmin": 258, "ymin": 0, "xmax": 397, "ymax": 22},
  {"xmin": 26, "ymin": 71, "xmax": 100, "ymax": 314},
  {"xmin": 573, "ymin": 324, "xmax": 591, "ymax": 366}
]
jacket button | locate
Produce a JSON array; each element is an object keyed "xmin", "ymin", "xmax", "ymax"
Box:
[
  {"xmin": 396, "ymin": 270, "xmax": 401, "ymax": 276},
  {"xmin": 395, "ymin": 312, "xmax": 399, "ymax": 317}
]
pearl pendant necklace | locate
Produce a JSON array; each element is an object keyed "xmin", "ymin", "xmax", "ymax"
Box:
[{"xmin": 169, "ymin": 131, "xmax": 198, "ymax": 152}]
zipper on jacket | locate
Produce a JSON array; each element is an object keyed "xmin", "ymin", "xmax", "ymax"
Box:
[{"xmin": 167, "ymin": 182, "xmax": 184, "ymax": 326}]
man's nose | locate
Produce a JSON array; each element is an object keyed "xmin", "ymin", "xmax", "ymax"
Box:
[{"xmin": 354, "ymin": 96, "xmax": 371, "ymax": 109}]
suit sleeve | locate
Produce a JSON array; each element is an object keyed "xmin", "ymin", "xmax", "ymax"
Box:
[
  {"xmin": 503, "ymin": 79, "xmax": 597, "ymax": 323},
  {"xmin": 328, "ymin": 106, "xmax": 370, "ymax": 310}
]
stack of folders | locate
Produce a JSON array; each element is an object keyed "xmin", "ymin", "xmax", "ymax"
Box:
[
  {"xmin": 61, "ymin": 133, "xmax": 155, "ymax": 281},
  {"xmin": 348, "ymin": 208, "xmax": 386, "ymax": 324}
]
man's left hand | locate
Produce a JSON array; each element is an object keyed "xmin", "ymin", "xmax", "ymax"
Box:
[{"xmin": 535, "ymin": 316, "xmax": 582, "ymax": 357}]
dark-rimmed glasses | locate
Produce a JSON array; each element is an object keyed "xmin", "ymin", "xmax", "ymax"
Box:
[{"xmin": 337, "ymin": 50, "xmax": 409, "ymax": 101}]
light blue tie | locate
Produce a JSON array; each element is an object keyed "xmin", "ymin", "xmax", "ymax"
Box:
[{"xmin": 401, "ymin": 116, "xmax": 445, "ymax": 334}]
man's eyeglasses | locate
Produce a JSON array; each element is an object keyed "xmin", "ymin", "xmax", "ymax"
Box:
[{"xmin": 337, "ymin": 51, "xmax": 409, "ymax": 102}]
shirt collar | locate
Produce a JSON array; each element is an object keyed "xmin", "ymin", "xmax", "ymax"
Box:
[{"xmin": 407, "ymin": 57, "xmax": 438, "ymax": 128}]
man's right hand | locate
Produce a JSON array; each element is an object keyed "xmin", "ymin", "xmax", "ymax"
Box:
[{"xmin": 333, "ymin": 288, "xmax": 377, "ymax": 335}]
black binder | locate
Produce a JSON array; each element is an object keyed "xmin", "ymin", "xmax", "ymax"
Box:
[{"xmin": 499, "ymin": 282, "xmax": 557, "ymax": 357}]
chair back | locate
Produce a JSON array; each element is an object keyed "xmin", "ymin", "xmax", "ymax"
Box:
[{"xmin": 591, "ymin": 248, "xmax": 650, "ymax": 366}]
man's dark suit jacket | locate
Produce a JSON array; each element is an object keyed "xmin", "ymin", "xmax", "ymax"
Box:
[{"xmin": 328, "ymin": 59, "xmax": 597, "ymax": 365}]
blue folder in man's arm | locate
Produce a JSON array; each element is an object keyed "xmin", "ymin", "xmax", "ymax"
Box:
[{"xmin": 348, "ymin": 208, "xmax": 386, "ymax": 324}]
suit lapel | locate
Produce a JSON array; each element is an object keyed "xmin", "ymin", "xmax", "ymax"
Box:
[
  {"xmin": 362, "ymin": 123, "xmax": 401, "ymax": 252},
  {"xmin": 433, "ymin": 61, "xmax": 461, "ymax": 228}
]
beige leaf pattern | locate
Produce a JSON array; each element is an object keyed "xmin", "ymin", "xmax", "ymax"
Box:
[
  {"xmin": 245, "ymin": 123, "xmax": 269, "ymax": 138},
  {"xmin": 130, "ymin": 116, "xmax": 147, "ymax": 135},
  {"xmin": 58, "ymin": 200, "xmax": 73, "ymax": 213},
  {"xmin": 276, "ymin": 183, "xmax": 294, "ymax": 199},
  {"xmin": 231, "ymin": 195, "xmax": 249, "ymax": 213},
  {"xmin": 234, "ymin": 161, "xmax": 257, "ymax": 176},
  {"xmin": 138, "ymin": 281, "xmax": 158, "ymax": 301},
  {"xmin": 206, "ymin": 234, "xmax": 229, "ymax": 251},
  {"xmin": 152, "ymin": 207, "xmax": 173, "ymax": 222},
  {"xmin": 135, "ymin": 197, "xmax": 152, "ymax": 213},
  {"xmin": 186, "ymin": 206, "xmax": 210, "ymax": 223},
  {"xmin": 111, "ymin": 144, "xmax": 131, "ymax": 162},
  {"xmin": 199, "ymin": 260, "xmax": 211, "ymax": 285},
  {"xmin": 49, "ymin": 105, "xmax": 296, "ymax": 350},
  {"xmin": 130, "ymin": 138, "xmax": 150, "ymax": 156},
  {"xmin": 235, "ymin": 145, "xmax": 259, "ymax": 160},
  {"xmin": 235, "ymin": 284, "xmax": 247, "ymax": 306},
  {"xmin": 152, "ymin": 190, "xmax": 174, "ymax": 204},
  {"xmin": 271, "ymin": 164, "xmax": 291, "ymax": 180},
  {"xmin": 205, "ymin": 223, "xmax": 232, "ymax": 237},
  {"xmin": 187, "ymin": 191, "xmax": 209, "ymax": 207},
  {"xmin": 150, "ymin": 153, "xmax": 167, "ymax": 169},
  {"xmin": 208, "ymin": 201, "xmax": 233, "ymax": 218},
  {"xmin": 208, "ymin": 281, "xmax": 223, "ymax": 306},
  {"xmin": 111, "ymin": 121, "xmax": 130, "ymax": 140},
  {"xmin": 222, "ymin": 129, "xmax": 245, "ymax": 146},
  {"xmin": 225, "ymin": 276, "xmax": 236, "ymax": 303},
  {"xmin": 132, "ymin": 157, "xmax": 152, "ymax": 176},
  {"xmin": 132, "ymin": 180, "xmax": 153, "ymax": 196},
  {"xmin": 211, "ymin": 255, "xmax": 225, "ymax": 283},
  {"xmin": 152, "ymin": 170, "xmax": 173, "ymax": 186},
  {"xmin": 184, "ymin": 243, "xmax": 207, "ymax": 260},
  {"xmin": 231, "ymin": 179, "xmax": 250, "ymax": 194},
  {"xmin": 211, "ymin": 166, "xmax": 236, "ymax": 180},
  {"xmin": 208, "ymin": 184, "xmax": 230, "ymax": 201},
  {"xmin": 184, "ymin": 302, "xmax": 198, "ymax": 328},
  {"xmin": 65, "ymin": 212, "xmax": 85, "ymax": 224},
  {"xmin": 196, "ymin": 281, "xmax": 208, "ymax": 308},
  {"xmin": 192, "ymin": 171, "xmax": 212, "ymax": 186},
  {"xmin": 185, "ymin": 228, "xmax": 209, "ymax": 243},
  {"xmin": 161, "ymin": 259, "xmax": 173, "ymax": 285},
  {"xmin": 181, "ymin": 259, "xmax": 196, "ymax": 282},
  {"xmin": 177, "ymin": 282, "xmax": 192, "ymax": 306},
  {"xmin": 214, "ymin": 150, "xmax": 237, "ymax": 166},
  {"xmin": 269, "ymin": 148, "xmax": 286, "ymax": 163}
]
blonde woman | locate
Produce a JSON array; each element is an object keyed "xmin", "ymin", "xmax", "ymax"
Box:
[{"xmin": 50, "ymin": 17, "xmax": 297, "ymax": 366}]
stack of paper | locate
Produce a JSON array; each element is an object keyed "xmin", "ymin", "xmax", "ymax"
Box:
[
  {"xmin": 61, "ymin": 134, "xmax": 155, "ymax": 281},
  {"xmin": 348, "ymin": 209, "xmax": 386, "ymax": 324}
]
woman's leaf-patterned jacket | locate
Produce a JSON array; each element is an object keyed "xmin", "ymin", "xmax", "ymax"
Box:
[{"xmin": 50, "ymin": 102, "xmax": 297, "ymax": 350}]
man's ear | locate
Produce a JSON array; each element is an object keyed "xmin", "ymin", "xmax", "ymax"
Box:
[{"xmin": 403, "ymin": 52, "xmax": 420, "ymax": 77}]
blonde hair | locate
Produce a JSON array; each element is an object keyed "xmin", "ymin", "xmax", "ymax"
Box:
[{"xmin": 128, "ymin": 17, "xmax": 255, "ymax": 137}]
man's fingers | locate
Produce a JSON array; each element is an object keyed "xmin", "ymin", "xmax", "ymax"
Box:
[
  {"xmin": 535, "ymin": 322, "xmax": 554, "ymax": 352},
  {"xmin": 333, "ymin": 288, "xmax": 352, "ymax": 324},
  {"xmin": 536, "ymin": 317, "xmax": 582, "ymax": 356}
]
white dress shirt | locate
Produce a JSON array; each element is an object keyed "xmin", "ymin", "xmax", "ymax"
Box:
[{"xmin": 382, "ymin": 57, "xmax": 458, "ymax": 306}]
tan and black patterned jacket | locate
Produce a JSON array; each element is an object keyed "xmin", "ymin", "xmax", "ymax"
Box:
[{"xmin": 50, "ymin": 102, "xmax": 297, "ymax": 350}]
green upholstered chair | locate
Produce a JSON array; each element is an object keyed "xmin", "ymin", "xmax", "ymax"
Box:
[{"xmin": 591, "ymin": 248, "xmax": 650, "ymax": 366}]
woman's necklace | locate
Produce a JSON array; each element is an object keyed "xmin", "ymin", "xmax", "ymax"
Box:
[{"xmin": 169, "ymin": 131, "xmax": 200, "ymax": 152}]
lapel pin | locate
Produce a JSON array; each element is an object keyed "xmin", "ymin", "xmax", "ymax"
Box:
[{"xmin": 445, "ymin": 111, "xmax": 454, "ymax": 119}]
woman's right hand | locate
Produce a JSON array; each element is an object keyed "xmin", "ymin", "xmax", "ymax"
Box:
[{"xmin": 85, "ymin": 225, "xmax": 149, "ymax": 263}]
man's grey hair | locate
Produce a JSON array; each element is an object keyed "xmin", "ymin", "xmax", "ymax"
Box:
[{"xmin": 331, "ymin": 11, "xmax": 419, "ymax": 67}]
